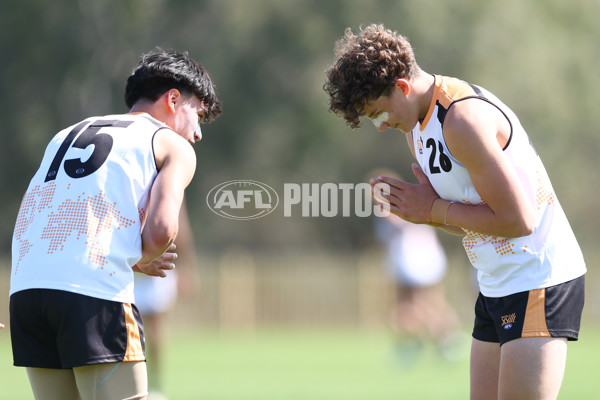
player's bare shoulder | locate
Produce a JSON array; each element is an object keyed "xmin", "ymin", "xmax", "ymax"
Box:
[
  {"xmin": 443, "ymin": 99, "xmax": 510, "ymax": 165},
  {"xmin": 153, "ymin": 129, "xmax": 197, "ymax": 172}
]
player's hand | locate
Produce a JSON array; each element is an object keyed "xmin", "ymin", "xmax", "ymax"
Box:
[
  {"xmin": 133, "ymin": 243, "xmax": 178, "ymax": 278},
  {"xmin": 370, "ymin": 163, "xmax": 439, "ymax": 224}
]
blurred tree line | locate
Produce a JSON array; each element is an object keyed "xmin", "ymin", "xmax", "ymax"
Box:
[{"xmin": 1, "ymin": 0, "xmax": 599, "ymax": 256}]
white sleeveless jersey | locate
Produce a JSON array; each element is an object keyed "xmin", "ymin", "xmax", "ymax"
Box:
[
  {"xmin": 11, "ymin": 114, "xmax": 167, "ymax": 303},
  {"xmin": 413, "ymin": 75, "xmax": 586, "ymax": 297}
]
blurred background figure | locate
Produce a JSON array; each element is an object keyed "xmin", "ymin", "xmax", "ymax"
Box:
[
  {"xmin": 373, "ymin": 171, "xmax": 466, "ymax": 364},
  {"xmin": 134, "ymin": 200, "xmax": 198, "ymax": 400}
]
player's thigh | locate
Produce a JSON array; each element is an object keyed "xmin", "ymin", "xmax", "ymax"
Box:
[
  {"xmin": 74, "ymin": 361, "xmax": 148, "ymax": 400},
  {"xmin": 499, "ymin": 337, "xmax": 567, "ymax": 400},
  {"xmin": 26, "ymin": 367, "xmax": 81, "ymax": 400},
  {"xmin": 470, "ymin": 338, "xmax": 500, "ymax": 400}
]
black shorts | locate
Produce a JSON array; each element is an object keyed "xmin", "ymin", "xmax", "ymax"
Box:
[
  {"xmin": 10, "ymin": 289, "xmax": 145, "ymax": 369},
  {"xmin": 472, "ymin": 275, "xmax": 585, "ymax": 345}
]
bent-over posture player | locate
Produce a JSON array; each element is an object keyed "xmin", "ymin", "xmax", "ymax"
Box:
[
  {"xmin": 10, "ymin": 49, "xmax": 221, "ymax": 400},
  {"xmin": 324, "ymin": 24, "xmax": 585, "ymax": 400}
]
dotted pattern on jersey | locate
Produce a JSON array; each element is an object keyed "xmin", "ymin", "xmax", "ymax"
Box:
[
  {"xmin": 463, "ymin": 233, "xmax": 530, "ymax": 265},
  {"xmin": 13, "ymin": 181, "xmax": 137, "ymax": 275},
  {"xmin": 459, "ymin": 200, "xmax": 525, "ymax": 264},
  {"xmin": 535, "ymin": 169, "xmax": 555, "ymax": 210},
  {"xmin": 461, "ymin": 169, "xmax": 553, "ymax": 265},
  {"xmin": 13, "ymin": 182, "xmax": 57, "ymax": 274},
  {"xmin": 138, "ymin": 206, "xmax": 147, "ymax": 224}
]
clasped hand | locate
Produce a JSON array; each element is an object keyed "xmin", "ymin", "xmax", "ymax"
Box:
[
  {"xmin": 370, "ymin": 163, "xmax": 439, "ymax": 224},
  {"xmin": 133, "ymin": 243, "xmax": 178, "ymax": 278}
]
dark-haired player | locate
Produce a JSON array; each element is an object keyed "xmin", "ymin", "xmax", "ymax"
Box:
[{"xmin": 10, "ymin": 49, "xmax": 221, "ymax": 400}]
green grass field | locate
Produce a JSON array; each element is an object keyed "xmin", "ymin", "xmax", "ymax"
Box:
[{"xmin": 1, "ymin": 325, "xmax": 598, "ymax": 399}]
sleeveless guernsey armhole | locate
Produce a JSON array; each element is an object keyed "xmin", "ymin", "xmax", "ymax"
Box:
[
  {"xmin": 150, "ymin": 127, "xmax": 173, "ymax": 171},
  {"xmin": 447, "ymin": 96, "xmax": 514, "ymax": 151}
]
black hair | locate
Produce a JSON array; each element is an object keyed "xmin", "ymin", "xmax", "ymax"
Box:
[{"xmin": 125, "ymin": 48, "xmax": 222, "ymax": 122}]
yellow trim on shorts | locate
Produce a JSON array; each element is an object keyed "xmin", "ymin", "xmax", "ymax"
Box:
[
  {"xmin": 522, "ymin": 288, "xmax": 551, "ymax": 338},
  {"xmin": 122, "ymin": 303, "xmax": 144, "ymax": 362}
]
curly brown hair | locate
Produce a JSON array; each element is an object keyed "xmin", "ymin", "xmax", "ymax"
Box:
[{"xmin": 323, "ymin": 24, "xmax": 421, "ymax": 128}]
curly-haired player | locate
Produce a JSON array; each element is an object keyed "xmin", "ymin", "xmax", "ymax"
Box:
[{"xmin": 325, "ymin": 24, "xmax": 585, "ymax": 400}]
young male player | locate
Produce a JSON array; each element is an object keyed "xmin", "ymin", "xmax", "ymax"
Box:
[
  {"xmin": 324, "ymin": 24, "xmax": 585, "ymax": 399},
  {"xmin": 133, "ymin": 200, "xmax": 197, "ymax": 399},
  {"xmin": 10, "ymin": 49, "xmax": 221, "ymax": 400}
]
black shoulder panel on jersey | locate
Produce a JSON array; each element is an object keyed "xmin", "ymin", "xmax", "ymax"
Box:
[
  {"xmin": 436, "ymin": 100, "xmax": 448, "ymax": 126},
  {"xmin": 469, "ymin": 84, "xmax": 485, "ymax": 97}
]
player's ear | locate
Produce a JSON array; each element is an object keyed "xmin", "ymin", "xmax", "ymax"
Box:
[
  {"xmin": 395, "ymin": 79, "xmax": 410, "ymax": 96},
  {"xmin": 165, "ymin": 89, "xmax": 181, "ymax": 113}
]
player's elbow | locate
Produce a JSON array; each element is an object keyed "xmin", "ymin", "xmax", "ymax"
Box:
[
  {"xmin": 150, "ymin": 226, "xmax": 178, "ymax": 248},
  {"xmin": 504, "ymin": 211, "xmax": 535, "ymax": 238},
  {"xmin": 512, "ymin": 220, "xmax": 535, "ymax": 237},
  {"xmin": 141, "ymin": 221, "xmax": 179, "ymax": 261}
]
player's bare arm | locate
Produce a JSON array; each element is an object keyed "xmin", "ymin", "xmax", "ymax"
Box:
[
  {"xmin": 138, "ymin": 129, "xmax": 196, "ymax": 266},
  {"xmin": 371, "ymin": 99, "xmax": 534, "ymax": 237},
  {"xmin": 442, "ymin": 99, "xmax": 535, "ymax": 237}
]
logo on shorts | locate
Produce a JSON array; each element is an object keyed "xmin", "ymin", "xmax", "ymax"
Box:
[{"xmin": 501, "ymin": 313, "xmax": 516, "ymax": 330}]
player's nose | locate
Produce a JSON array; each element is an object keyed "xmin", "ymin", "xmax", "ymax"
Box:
[{"xmin": 194, "ymin": 124, "xmax": 202, "ymax": 142}]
